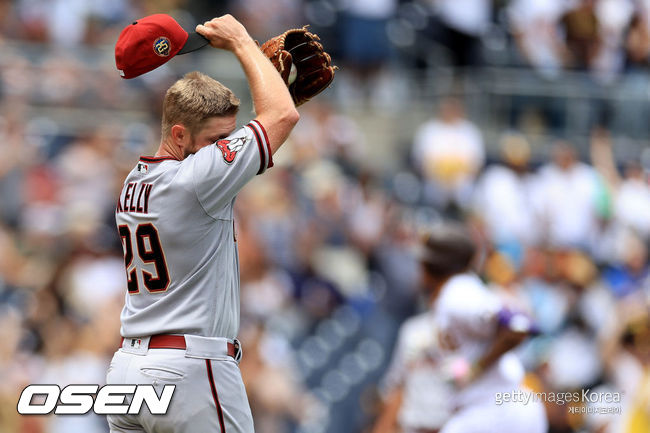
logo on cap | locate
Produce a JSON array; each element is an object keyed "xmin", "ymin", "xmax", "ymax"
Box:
[{"xmin": 153, "ymin": 37, "xmax": 171, "ymax": 57}]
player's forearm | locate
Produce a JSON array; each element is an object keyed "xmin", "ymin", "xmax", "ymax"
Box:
[
  {"xmin": 370, "ymin": 388, "xmax": 402, "ymax": 433},
  {"xmin": 196, "ymin": 15, "xmax": 298, "ymax": 153},
  {"xmin": 475, "ymin": 327, "xmax": 527, "ymax": 374},
  {"xmin": 232, "ymin": 39, "xmax": 299, "ymax": 153}
]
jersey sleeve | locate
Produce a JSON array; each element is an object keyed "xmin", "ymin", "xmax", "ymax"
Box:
[{"xmin": 190, "ymin": 120, "xmax": 273, "ymax": 218}]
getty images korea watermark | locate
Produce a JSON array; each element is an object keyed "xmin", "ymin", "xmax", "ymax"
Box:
[{"xmin": 496, "ymin": 389, "xmax": 623, "ymax": 415}]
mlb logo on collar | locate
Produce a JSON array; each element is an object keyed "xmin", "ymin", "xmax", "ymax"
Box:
[{"xmin": 137, "ymin": 163, "xmax": 149, "ymax": 174}]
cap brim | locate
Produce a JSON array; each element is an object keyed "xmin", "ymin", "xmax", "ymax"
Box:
[{"xmin": 178, "ymin": 32, "xmax": 209, "ymax": 55}]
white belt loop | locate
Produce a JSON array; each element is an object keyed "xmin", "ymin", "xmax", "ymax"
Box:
[{"xmin": 183, "ymin": 335, "xmax": 239, "ymax": 361}]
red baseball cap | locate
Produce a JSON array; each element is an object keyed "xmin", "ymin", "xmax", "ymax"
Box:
[{"xmin": 115, "ymin": 14, "xmax": 209, "ymax": 79}]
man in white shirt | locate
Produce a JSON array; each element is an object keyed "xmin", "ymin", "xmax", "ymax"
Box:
[{"xmin": 412, "ymin": 98, "xmax": 485, "ymax": 211}]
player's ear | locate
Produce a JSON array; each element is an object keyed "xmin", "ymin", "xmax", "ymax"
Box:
[{"xmin": 170, "ymin": 124, "xmax": 189, "ymax": 148}]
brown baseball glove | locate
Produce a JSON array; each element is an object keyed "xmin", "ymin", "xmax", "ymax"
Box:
[{"xmin": 261, "ymin": 26, "xmax": 337, "ymax": 106}]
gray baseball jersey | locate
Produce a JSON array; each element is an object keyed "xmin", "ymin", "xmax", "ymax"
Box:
[{"xmin": 115, "ymin": 120, "xmax": 272, "ymax": 340}]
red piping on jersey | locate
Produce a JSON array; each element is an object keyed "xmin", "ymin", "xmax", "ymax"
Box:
[
  {"xmin": 139, "ymin": 156, "xmax": 178, "ymax": 163},
  {"xmin": 251, "ymin": 120, "xmax": 273, "ymax": 169},
  {"xmin": 206, "ymin": 359, "xmax": 227, "ymax": 433},
  {"xmin": 245, "ymin": 123, "xmax": 266, "ymax": 175}
]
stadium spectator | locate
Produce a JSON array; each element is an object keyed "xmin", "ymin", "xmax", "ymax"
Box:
[
  {"xmin": 591, "ymin": 129, "xmax": 650, "ymax": 239},
  {"xmin": 412, "ymin": 97, "xmax": 485, "ymax": 212},
  {"xmin": 338, "ymin": 0, "xmax": 395, "ymax": 70},
  {"xmin": 427, "ymin": 0, "xmax": 492, "ymax": 66},
  {"xmin": 602, "ymin": 308, "xmax": 650, "ymax": 433},
  {"xmin": 508, "ymin": 0, "xmax": 568, "ymax": 77},
  {"xmin": 531, "ymin": 141, "xmax": 602, "ymax": 251},
  {"xmin": 560, "ymin": 0, "xmax": 602, "ymax": 70},
  {"xmin": 625, "ymin": 10, "xmax": 650, "ymax": 69},
  {"xmin": 473, "ymin": 133, "xmax": 538, "ymax": 252}
]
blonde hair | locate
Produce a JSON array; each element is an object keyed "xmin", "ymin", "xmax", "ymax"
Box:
[{"xmin": 161, "ymin": 71, "xmax": 240, "ymax": 139}]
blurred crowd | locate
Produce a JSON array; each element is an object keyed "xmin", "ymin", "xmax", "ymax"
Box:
[
  {"xmin": 0, "ymin": 1, "xmax": 649, "ymax": 433},
  {"xmin": 6, "ymin": 0, "xmax": 650, "ymax": 73}
]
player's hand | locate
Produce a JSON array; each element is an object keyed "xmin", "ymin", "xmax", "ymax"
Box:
[
  {"xmin": 195, "ymin": 15, "xmax": 253, "ymax": 52},
  {"xmin": 441, "ymin": 356, "xmax": 480, "ymax": 389}
]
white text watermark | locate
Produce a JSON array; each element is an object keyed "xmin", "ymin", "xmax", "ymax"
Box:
[
  {"xmin": 495, "ymin": 389, "xmax": 622, "ymax": 410},
  {"xmin": 17, "ymin": 384, "xmax": 175, "ymax": 415}
]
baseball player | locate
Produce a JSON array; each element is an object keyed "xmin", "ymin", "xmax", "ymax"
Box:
[
  {"xmin": 415, "ymin": 223, "xmax": 548, "ymax": 433},
  {"xmin": 106, "ymin": 15, "xmax": 299, "ymax": 433}
]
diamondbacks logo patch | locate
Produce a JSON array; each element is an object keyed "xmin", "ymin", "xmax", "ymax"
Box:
[
  {"xmin": 153, "ymin": 37, "xmax": 171, "ymax": 57},
  {"xmin": 216, "ymin": 137, "xmax": 246, "ymax": 164}
]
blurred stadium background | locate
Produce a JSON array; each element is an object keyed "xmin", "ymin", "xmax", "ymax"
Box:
[{"xmin": 1, "ymin": 0, "xmax": 649, "ymax": 432}]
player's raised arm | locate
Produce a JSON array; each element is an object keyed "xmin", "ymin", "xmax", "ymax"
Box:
[{"xmin": 196, "ymin": 15, "xmax": 299, "ymax": 154}]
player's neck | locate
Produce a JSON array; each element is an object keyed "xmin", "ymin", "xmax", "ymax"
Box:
[
  {"xmin": 155, "ymin": 140, "xmax": 183, "ymax": 160},
  {"xmin": 427, "ymin": 275, "xmax": 453, "ymax": 306}
]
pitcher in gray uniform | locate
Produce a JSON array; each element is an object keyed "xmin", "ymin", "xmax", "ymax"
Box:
[{"xmin": 106, "ymin": 15, "xmax": 299, "ymax": 433}]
